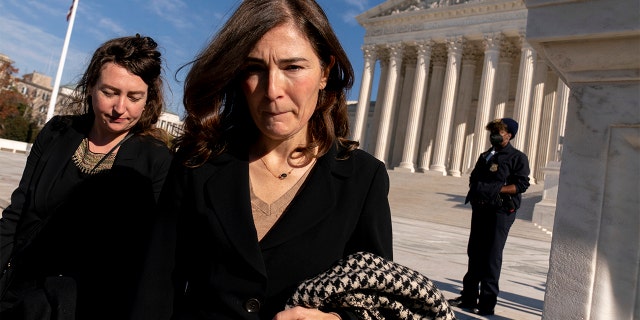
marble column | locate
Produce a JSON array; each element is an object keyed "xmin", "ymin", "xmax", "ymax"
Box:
[
  {"xmin": 366, "ymin": 57, "xmax": 388, "ymax": 153},
  {"xmin": 418, "ymin": 46, "xmax": 447, "ymax": 172},
  {"xmin": 352, "ymin": 45, "xmax": 377, "ymax": 145},
  {"xmin": 448, "ymin": 47, "xmax": 479, "ymax": 177},
  {"xmin": 472, "ymin": 33, "xmax": 503, "ymax": 161},
  {"xmin": 390, "ymin": 55, "xmax": 414, "ymax": 166},
  {"xmin": 493, "ymin": 41, "xmax": 516, "ymax": 119},
  {"xmin": 551, "ymin": 80, "xmax": 569, "ymax": 162},
  {"xmin": 462, "ymin": 105, "xmax": 477, "ymax": 174},
  {"xmin": 511, "ymin": 37, "xmax": 536, "ymax": 150},
  {"xmin": 374, "ymin": 43, "xmax": 403, "ymax": 164},
  {"xmin": 396, "ymin": 41, "xmax": 433, "ymax": 172},
  {"xmin": 538, "ymin": 71, "xmax": 558, "ymax": 181},
  {"xmin": 525, "ymin": 57, "xmax": 548, "ymax": 183},
  {"xmin": 430, "ymin": 36, "xmax": 464, "ymax": 174}
]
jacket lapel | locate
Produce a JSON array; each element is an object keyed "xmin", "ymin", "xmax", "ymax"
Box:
[
  {"xmin": 35, "ymin": 124, "xmax": 85, "ymax": 215},
  {"xmin": 113, "ymin": 136, "xmax": 139, "ymax": 164},
  {"xmin": 199, "ymin": 145, "xmax": 353, "ymax": 274},
  {"xmin": 260, "ymin": 144, "xmax": 353, "ymax": 249},
  {"xmin": 203, "ymin": 153, "xmax": 267, "ymax": 276}
]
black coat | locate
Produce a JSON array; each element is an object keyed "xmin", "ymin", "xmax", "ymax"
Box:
[
  {"xmin": 0, "ymin": 115, "xmax": 172, "ymax": 318},
  {"xmin": 134, "ymin": 144, "xmax": 393, "ymax": 320},
  {"xmin": 465, "ymin": 143, "xmax": 530, "ymax": 212}
]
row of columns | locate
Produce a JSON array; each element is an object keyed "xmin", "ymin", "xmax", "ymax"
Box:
[{"xmin": 352, "ymin": 33, "xmax": 568, "ymax": 182}]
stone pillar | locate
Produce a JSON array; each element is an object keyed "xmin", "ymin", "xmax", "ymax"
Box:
[
  {"xmin": 471, "ymin": 33, "xmax": 503, "ymax": 161},
  {"xmin": 493, "ymin": 40, "xmax": 516, "ymax": 119},
  {"xmin": 430, "ymin": 36, "xmax": 464, "ymax": 174},
  {"xmin": 511, "ymin": 36, "xmax": 536, "ymax": 151},
  {"xmin": 524, "ymin": 57, "xmax": 548, "ymax": 183},
  {"xmin": 374, "ymin": 43, "xmax": 403, "ymax": 164},
  {"xmin": 390, "ymin": 53, "xmax": 414, "ymax": 167},
  {"xmin": 418, "ymin": 46, "xmax": 447, "ymax": 172},
  {"xmin": 396, "ymin": 41, "xmax": 433, "ymax": 172},
  {"xmin": 537, "ymin": 71, "xmax": 558, "ymax": 181},
  {"xmin": 525, "ymin": 0, "xmax": 640, "ymax": 319},
  {"xmin": 365, "ymin": 57, "xmax": 388, "ymax": 153},
  {"xmin": 448, "ymin": 47, "xmax": 479, "ymax": 177},
  {"xmin": 352, "ymin": 45, "xmax": 377, "ymax": 145},
  {"xmin": 551, "ymin": 80, "xmax": 570, "ymax": 162}
]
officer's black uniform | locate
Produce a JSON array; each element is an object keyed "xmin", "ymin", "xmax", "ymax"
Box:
[{"xmin": 461, "ymin": 141, "xmax": 530, "ymax": 313}]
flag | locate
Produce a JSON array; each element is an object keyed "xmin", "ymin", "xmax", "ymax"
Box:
[{"xmin": 66, "ymin": 0, "xmax": 76, "ymax": 21}]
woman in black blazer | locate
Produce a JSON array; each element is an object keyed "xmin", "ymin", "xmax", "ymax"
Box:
[
  {"xmin": 134, "ymin": 1, "xmax": 393, "ymax": 319},
  {"xmin": 0, "ymin": 35, "xmax": 172, "ymax": 319}
]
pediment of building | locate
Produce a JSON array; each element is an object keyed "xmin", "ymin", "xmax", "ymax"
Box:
[
  {"xmin": 357, "ymin": 0, "xmax": 527, "ymax": 42},
  {"xmin": 358, "ymin": 0, "xmax": 521, "ymax": 19}
]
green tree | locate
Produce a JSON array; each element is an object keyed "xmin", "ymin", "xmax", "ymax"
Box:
[
  {"xmin": 0, "ymin": 60, "xmax": 36, "ymax": 142},
  {"xmin": 1, "ymin": 114, "xmax": 29, "ymax": 141}
]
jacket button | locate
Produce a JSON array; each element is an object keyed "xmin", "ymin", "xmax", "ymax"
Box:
[{"xmin": 244, "ymin": 298, "xmax": 261, "ymax": 313}]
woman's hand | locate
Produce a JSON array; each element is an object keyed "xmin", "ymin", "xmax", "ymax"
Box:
[{"xmin": 273, "ymin": 306, "xmax": 341, "ymax": 320}]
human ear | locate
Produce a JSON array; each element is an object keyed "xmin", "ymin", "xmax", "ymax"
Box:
[{"xmin": 320, "ymin": 56, "xmax": 335, "ymax": 89}]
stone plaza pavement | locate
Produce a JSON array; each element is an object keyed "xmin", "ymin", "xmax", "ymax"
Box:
[{"xmin": 0, "ymin": 150, "xmax": 550, "ymax": 319}]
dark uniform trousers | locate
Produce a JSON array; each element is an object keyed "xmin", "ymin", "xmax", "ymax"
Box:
[{"xmin": 462, "ymin": 203, "xmax": 516, "ymax": 310}]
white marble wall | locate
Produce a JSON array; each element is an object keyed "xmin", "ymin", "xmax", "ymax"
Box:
[{"xmin": 524, "ymin": 0, "xmax": 640, "ymax": 319}]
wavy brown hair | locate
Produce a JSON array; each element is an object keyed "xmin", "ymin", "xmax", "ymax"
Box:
[
  {"xmin": 486, "ymin": 119, "xmax": 509, "ymax": 134},
  {"xmin": 175, "ymin": 0, "xmax": 356, "ymax": 167},
  {"xmin": 68, "ymin": 34, "xmax": 169, "ymax": 144}
]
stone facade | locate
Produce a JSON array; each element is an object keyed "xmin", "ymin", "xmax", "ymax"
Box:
[
  {"xmin": 355, "ymin": 0, "xmax": 569, "ymax": 184},
  {"xmin": 14, "ymin": 72, "xmax": 72, "ymax": 126},
  {"xmin": 525, "ymin": 0, "xmax": 640, "ymax": 319},
  {"xmin": 157, "ymin": 112, "xmax": 184, "ymax": 137}
]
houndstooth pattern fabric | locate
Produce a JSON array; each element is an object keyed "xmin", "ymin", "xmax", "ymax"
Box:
[{"xmin": 286, "ymin": 252, "xmax": 456, "ymax": 320}]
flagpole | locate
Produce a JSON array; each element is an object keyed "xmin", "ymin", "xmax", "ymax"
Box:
[{"xmin": 46, "ymin": 0, "xmax": 79, "ymax": 122}]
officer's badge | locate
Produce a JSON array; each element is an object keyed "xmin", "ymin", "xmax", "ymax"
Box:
[{"xmin": 489, "ymin": 163, "xmax": 498, "ymax": 172}]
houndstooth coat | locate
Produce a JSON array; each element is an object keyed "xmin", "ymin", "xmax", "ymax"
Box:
[{"xmin": 287, "ymin": 252, "xmax": 456, "ymax": 320}]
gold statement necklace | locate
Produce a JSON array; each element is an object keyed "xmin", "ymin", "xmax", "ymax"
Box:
[
  {"xmin": 72, "ymin": 133, "xmax": 133, "ymax": 175},
  {"xmin": 260, "ymin": 157, "xmax": 294, "ymax": 180},
  {"xmin": 72, "ymin": 138, "xmax": 116, "ymax": 174}
]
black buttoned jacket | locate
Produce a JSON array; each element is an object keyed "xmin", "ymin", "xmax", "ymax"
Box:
[
  {"xmin": 465, "ymin": 143, "xmax": 530, "ymax": 212},
  {"xmin": 0, "ymin": 115, "xmax": 172, "ymax": 317},
  {"xmin": 134, "ymin": 143, "xmax": 393, "ymax": 320}
]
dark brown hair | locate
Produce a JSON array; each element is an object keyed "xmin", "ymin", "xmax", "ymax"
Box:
[
  {"xmin": 69, "ymin": 34, "xmax": 168, "ymax": 143},
  {"xmin": 175, "ymin": 0, "xmax": 356, "ymax": 167},
  {"xmin": 486, "ymin": 119, "xmax": 509, "ymax": 133}
]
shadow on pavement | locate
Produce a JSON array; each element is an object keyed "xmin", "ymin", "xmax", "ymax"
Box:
[{"xmin": 431, "ymin": 278, "xmax": 544, "ymax": 320}]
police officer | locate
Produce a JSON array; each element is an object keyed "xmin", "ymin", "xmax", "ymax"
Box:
[{"xmin": 448, "ymin": 118, "xmax": 530, "ymax": 315}]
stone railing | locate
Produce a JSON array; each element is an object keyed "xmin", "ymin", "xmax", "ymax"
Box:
[{"xmin": 0, "ymin": 138, "xmax": 32, "ymax": 154}]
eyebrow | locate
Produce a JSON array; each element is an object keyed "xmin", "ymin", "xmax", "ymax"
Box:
[
  {"xmin": 101, "ymin": 84, "xmax": 146, "ymax": 95},
  {"xmin": 244, "ymin": 57, "xmax": 309, "ymax": 64}
]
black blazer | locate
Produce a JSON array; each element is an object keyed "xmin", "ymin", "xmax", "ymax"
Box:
[
  {"xmin": 135, "ymin": 144, "xmax": 393, "ymax": 320},
  {"xmin": 465, "ymin": 143, "xmax": 530, "ymax": 211},
  {"xmin": 0, "ymin": 115, "xmax": 172, "ymax": 317}
]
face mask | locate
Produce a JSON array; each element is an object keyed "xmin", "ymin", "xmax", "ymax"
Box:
[{"xmin": 490, "ymin": 133, "xmax": 504, "ymax": 146}]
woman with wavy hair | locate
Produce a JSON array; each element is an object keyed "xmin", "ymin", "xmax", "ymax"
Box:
[
  {"xmin": 0, "ymin": 34, "xmax": 172, "ymax": 319},
  {"xmin": 137, "ymin": 1, "xmax": 393, "ymax": 319}
]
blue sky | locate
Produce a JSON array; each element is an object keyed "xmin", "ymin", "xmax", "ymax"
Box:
[{"xmin": 0, "ymin": 0, "xmax": 386, "ymax": 116}]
